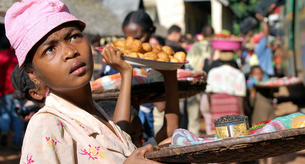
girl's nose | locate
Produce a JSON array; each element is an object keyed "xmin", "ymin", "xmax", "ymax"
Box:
[{"xmin": 63, "ymin": 45, "xmax": 78, "ymax": 61}]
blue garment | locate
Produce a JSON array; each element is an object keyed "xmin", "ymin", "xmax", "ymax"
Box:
[
  {"xmin": 242, "ymin": 51, "xmax": 248, "ymax": 58},
  {"xmin": 138, "ymin": 106, "xmax": 154, "ymax": 141},
  {"xmin": 246, "ymin": 74, "xmax": 269, "ymax": 88},
  {"xmin": 254, "ymin": 37, "xmax": 274, "ymax": 76},
  {"xmin": 0, "ymin": 94, "xmax": 24, "ymax": 144}
]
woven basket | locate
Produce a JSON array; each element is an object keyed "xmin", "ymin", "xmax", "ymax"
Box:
[
  {"xmin": 92, "ymin": 80, "xmax": 207, "ymax": 103},
  {"xmin": 145, "ymin": 127, "xmax": 305, "ymax": 163}
]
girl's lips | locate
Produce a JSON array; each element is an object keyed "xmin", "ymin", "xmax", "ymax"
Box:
[{"xmin": 70, "ymin": 61, "xmax": 86, "ymax": 75}]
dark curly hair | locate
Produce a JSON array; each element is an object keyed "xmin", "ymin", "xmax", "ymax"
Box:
[{"xmin": 10, "ymin": 65, "xmax": 43, "ymax": 104}]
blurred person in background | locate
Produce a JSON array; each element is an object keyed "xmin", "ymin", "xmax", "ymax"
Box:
[
  {"xmin": 188, "ymin": 25, "xmax": 215, "ymax": 72},
  {"xmin": 149, "ymin": 35, "xmax": 165, "ymax": 48},
  {"xmin": 123, "ymin": 9, "xmax": 155, "ymax": 43},
  {"xmin": 187, "ymin": 25, "xmax": 215, "ymax": 136},
  {"xmin": 122, "ymin": 9, "xmax": 157, "ymax": 143},
  {"xmin": 206, "ymin": 51, "xmax": 246, "ymax": 133},
  {"xmin": 179, "ymin": 35, "xmax": 190, "ymax": 53},
  {"xmin": 122, "ymin": 9, "xmax": 180, "ymax": 146},
  {"xmin": 102, "ymin": 9, "xmax": 156, "ymax": 77},
  {"xmin": 246, "ymin": 65, "xmax": 275, "ymax": 126},
  {"xmin": 165, "ymin": 25, "xmax": 186, "ymax": 53},
  {"xmin": 0, "ymin": 35, "xmax": 23, "ymax": 150},
  {"xmin": 254, "ymin": 3, "xmax": 277, "ymax": 78}
]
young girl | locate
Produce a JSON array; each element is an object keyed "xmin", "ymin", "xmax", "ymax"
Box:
[{"xmin": 5, "ymin": 0, "xmax": 161, "ymax": 163}]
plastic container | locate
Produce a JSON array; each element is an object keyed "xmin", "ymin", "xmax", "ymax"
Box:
[
  {"xmin": 211, "ymin": 39, "xmax": 243, "ymax": 50},
  {"xmin": 273, "ymin": 112, "xmax": 304, "ymax": 129},
  {"xmin": 253, "ymin": 119, "xmax": 287, "ymax": 135}
]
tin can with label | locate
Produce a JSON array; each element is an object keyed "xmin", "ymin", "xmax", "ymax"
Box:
[{"xmin": 215, "ymin": 117, "xmax": 250, "ymax": 139}]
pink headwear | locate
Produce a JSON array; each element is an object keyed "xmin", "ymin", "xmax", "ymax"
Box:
[{"xmin": 5, "ymin": 0, "xmax": 86, "ymax": 67}]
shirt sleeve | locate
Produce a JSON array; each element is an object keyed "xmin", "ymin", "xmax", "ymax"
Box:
[
  {"xmin": 20, "ymin": 113, "xmax": 76, "ymax": 164},
  {"xmin": 234, "ymin": 72, "xmax": 246, "ymax": 97},
  {"xmin": 254, "ymin": 37, "xmax": 268, "ymax": 58}
]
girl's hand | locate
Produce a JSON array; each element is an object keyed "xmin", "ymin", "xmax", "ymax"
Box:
[
  {"xmin": 101, "ymin": 44, "xmax": 132, "ymax": 75},
  {"xmin": 124, "ymin": 144, "xmax": 162, "ymax": 164}
]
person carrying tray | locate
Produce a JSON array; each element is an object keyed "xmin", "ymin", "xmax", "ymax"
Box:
[
  {"xmin": 5, "ymin": 0, "xmax": 169, "ymax": 163},
  {"xmin": 206, "ymin": 51, "xmax": 246, "ymax": 132},
  {"xmin": 122, "ymin": 9, "xmax": 180, "ymax": 146}
]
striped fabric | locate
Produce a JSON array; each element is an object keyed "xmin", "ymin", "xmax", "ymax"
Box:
[
  {"xmin": 90, "ymin": 68, "xmax": 148, "ymax": 92},
  {"xmin": 211, "ymin": 93, "xmax": 240, "ymax": 130}
]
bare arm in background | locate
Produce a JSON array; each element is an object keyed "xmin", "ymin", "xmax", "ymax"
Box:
[
  {"xmin": 154, "ymin": 70, "xmax": 180, "ymax": 144},
  {"xmin": 241, "ymin": 30, "xmax": 253, "ymax": 48}
]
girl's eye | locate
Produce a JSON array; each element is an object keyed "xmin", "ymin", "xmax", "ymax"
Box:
[
  {"xmin": 44, "ymin": 46, "xmax": 55, "ymax": 55},
  {"xmin": 70, "ymin": 34, "xmax": 83, "ymax": 41}
]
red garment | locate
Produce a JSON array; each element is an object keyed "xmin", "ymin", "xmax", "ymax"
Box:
[
  {"xmin": 211, "ymin": 93, "xmax": 240, "ymax": 130},
  {"xmin": 0, "ymin": 49, "xmax": 18, "ymax": 97}
]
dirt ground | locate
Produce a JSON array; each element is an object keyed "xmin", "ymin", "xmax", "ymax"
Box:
[{"xmin": 1, "ymin": 118, "xmax": 305, "ymax": 164}]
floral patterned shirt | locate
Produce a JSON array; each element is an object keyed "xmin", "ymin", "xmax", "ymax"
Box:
[
  {"xmin": 20, "ymin": 93, "xmax": 136, "ymax": 164},
  {"xmin": 206, "ymin": 65, "xmax": 246, "ymax": 97}
]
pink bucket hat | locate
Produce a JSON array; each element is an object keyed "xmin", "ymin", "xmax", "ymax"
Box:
[{"xmin": 5, "ymin": 0, "xmax": 86, "ymax": 67}]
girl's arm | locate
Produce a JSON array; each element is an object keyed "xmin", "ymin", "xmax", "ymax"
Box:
[
  {"xmin": 154, "ymin": 70, "xmax": 180, "ymax": 144},
  {"xmin": 101, "ymin": 45, "xmax": 133, "ymax": 133},
  {"xmin": 114, "ymin": 68, "xmax": 132, "ymax": 133}
]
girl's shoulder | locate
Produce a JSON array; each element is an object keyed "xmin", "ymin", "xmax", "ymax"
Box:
[{"xmin": 26, "ymin": 106, "xmax": 65, "ymax": 132}]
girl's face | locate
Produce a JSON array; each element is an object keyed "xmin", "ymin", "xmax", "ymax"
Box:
[
  {"xmin": 30, "ymin": 23, "xmax": 93, "ymax": 93},
  {"xmin": 123, "ymin": 23, "xmax": 149, "ymax": 43}
]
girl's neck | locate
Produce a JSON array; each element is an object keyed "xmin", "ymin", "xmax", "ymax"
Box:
[{"xmin": 50, "ymin": 83, "xmax": 96, "ymax": 114}]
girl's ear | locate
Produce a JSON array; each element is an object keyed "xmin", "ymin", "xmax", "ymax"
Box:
[
  {"xmin": 27, "ymin": 71, "xmax": 38, "ymax": 84},
  {"xmin": 28, "ymin": 88, "xmax": 44, "ymax": 101}
]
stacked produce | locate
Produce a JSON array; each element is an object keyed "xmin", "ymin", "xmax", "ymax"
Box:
[{"xmin": 111, "ymin": 36, "xmax": 186, "ymax": 63}]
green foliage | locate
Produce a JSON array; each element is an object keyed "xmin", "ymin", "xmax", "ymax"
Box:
[
  {"xmin": 229, "ymin": 0, "xmax": 262, "ymax": 35},
  {"xmin": 228, "ymin": 0, "xmax": 261, "ymax": 22}
]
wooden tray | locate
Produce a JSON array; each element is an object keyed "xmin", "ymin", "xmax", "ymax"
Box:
[
  {"xmin": 92, "ymin": 80, "xmax": 207, "ymax": 103},
  {"xmin": 255, "ymin": 81, "xmax": 302, "ymax": 89},
  {"xmin": 145, "ymin": 128, "xmax": 305, "ymax": 163}
]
